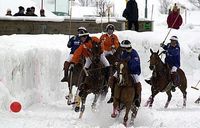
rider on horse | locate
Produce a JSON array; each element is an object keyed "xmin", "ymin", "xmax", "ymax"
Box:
[
  {"xmin": 100, "ymin": 24, "xmax": 120, "ymax": 57},
  {"xmin": 145, "ymin": 36, "xmax": 181, "ymax": 92},
  {"xmin": 61, "ymin": 27, "xmax": 86, "ymax": 82},
  {"xmin": 107, "ymin": 40, "xmax": 142, "ymax": 107},
  {"xmin": 69, "ymin": 29, "xmax": 111, "ymax": 82}
]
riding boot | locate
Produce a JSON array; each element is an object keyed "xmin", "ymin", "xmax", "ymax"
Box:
[
  {"xmin": 104, "ymin": 66, "xmax": 111, "ymax": 82},
  {"xmin": 134, "ymin": 82, "xmax": 142, "ymax": 107},
  {"xmin": 61, "ymin": 61, "xmax": 70, "ymax": 82},
  {"xmin": 171, "ymin": 72, "xmax": 178, "ymax": 92},
  {"xmin": 145, "ymin": 77, "xmax": 152, "ymax": 85},
  {"xmin": 107, "ymin": 76, "xmax": 117, "ymax": 103}
]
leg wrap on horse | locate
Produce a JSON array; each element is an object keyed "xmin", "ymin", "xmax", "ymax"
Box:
[
  {"xmin": 134, "ymin": 82, "xmax": 142, "ymax": 107},
  {"xmin": 61, "ymin": 61, "xmax": 70, "ymax": 82}
]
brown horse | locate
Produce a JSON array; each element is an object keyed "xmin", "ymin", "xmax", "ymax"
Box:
[
  {"xmin": 144, "ymin": 49, "xmax": 187, "ymax": 108},
  {"xmin": 74, "ymin": 42, "xmax": 106, "ymax": 118},
  {"xmin": 111, "ymin": 59, "xmax": 138, "ymax": 126}
]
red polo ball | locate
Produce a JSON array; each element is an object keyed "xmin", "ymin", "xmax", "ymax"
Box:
[{"xmin": 10, "ymin": 101, "xmax": 22, "ymax": 113}]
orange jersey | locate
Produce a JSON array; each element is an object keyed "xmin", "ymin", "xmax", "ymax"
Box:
[
  {"xmin": 100, "ymin": 34, "xmax": 119, "ymax": 51},
  {"xmin": 71, "ymin": 36, "xmax": 101, "ymax": 64}
]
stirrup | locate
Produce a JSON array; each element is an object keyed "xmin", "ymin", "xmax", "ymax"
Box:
[
  {"xmin": 61, "ymin": 77, "xmax": 68, "ymax": 82},
  {"xmin": 107, "ymin": 97, "xmax": 113, "ymax": 103},
  {"xmin": 145, "ymin": 79, "xmax": 151, "ymax": 85}
]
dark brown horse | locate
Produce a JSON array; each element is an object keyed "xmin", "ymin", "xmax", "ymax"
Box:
[
  {"xmin": 144, "ymin": 49, "xmax": 187, "ymax": 108},
  {"xmin": 111, "ymin": 59, "xmax": 138, "ymax": 126},
  {"xmin": 74, "ymin": 42, "xmax": 106, "ymax": 118}
]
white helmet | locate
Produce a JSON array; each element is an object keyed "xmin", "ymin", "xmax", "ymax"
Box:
[
  {"xmin": 120, "ymin": 40, "xmax": 132, "ymax": 48},
  {"xmin": 170, "ymin": 36, "xmax": 178, "ymax": 41},
  {"xmin": 77, "ymin": 26, "xmax": 87, "ymax": 32}
]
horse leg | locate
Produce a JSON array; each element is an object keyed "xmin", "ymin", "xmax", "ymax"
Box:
[
  {"xmin": 111, "ymin": 98, "xmax": 120, "ymax": 118},
  {"xmin": 66, "ymin": 67, "xmax": 74, "ymax": 105},
  {"xmin": 130, "ymin": 105, "xmax": 138, "ymax": 125},
  {"xmin": 91, "ymin": 94, "xmax": 100, "ymax": 111},
  {"xmin": 144, "ymin": 95, "xmax": 152, "ymax": 107},
  {"xmin": 123, "ymin": 102, "xmax": 132, "ymax": 127},
  {"xmin": 79, "ymin": 93, "xmax": 88, "ymax": 119},
  {"xmin": 149, "ymin": 90, "xmax": 159, "ymax": 108},
  {"xmin": 179, "ymin": 87, "xmax": 187, "ymax": 108},
  {"xmin": 164, "ymin": 91, "xmax": 172, "ymax": 108}
]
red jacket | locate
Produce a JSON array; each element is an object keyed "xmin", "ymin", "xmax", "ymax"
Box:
[
  {"xmin": 167, "ymin": 11, "xmax": 182, "ymax": 29},
  {"xmin": 71, "ymin": 36, "xmax": 101, "ymax": 64},
  {"xmin": 100, "ymin": 34, "xmax": 119, "ymax": 52}
]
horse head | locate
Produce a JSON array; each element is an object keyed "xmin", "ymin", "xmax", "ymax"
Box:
[
  {"xmin": 90, "ymin": 42, "xmax": 102, "ymax": 65},
  {"xmin": 149, "ymin": 49, "xmax": 161, "ymax": 71},
  {"xmin": 116, "ymin": 58, "xmax": 131, "ymax": 86}
]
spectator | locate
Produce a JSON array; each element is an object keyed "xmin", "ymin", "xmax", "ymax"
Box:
[
  {"xmin": 25, "ymin": 8, "xmax": 32, "ymax": 16},
  {"xmin": 167, "ymin": 3, "xmax": 183, "ymax": 29},
  {"xmin": 6, "ymin": 9, "xmax": 12, "ymax": 16},
  {"xmin": 40, "ymin": 9, "xmax": 45, "ymax": 17},
  {"xmin": 122, "ymin": 0, "xmax": 139, "ymax": 31},
  {"xmin": 13, "ymin": 6, "xmax": 25, "ymax": 16},
  {"xmin": 30, "ymin": 6, "xmax": 37, "ymax": 16}
]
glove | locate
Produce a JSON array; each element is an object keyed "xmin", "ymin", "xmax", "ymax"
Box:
[
  {"xmin": 111, "ymin": 45, "xmax": 115, "ymax": 49},
  {"xmin": 160, "ymin": 42, "xmax": 165, "ymax": 47}
]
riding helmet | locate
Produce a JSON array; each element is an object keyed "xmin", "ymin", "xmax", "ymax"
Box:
[
  {"xmin": 120, "ymin": 40, "xmax": 132, "ymax": 48},
  {"xmin": 78, "ymin": 29, "xmax": 89, "ymax": 37},
  {"xmin": 106, "ymin": 24, "xmax": 115, "ymax": 31},
  {"xmin": 77, "ymin": 26, "xmax": 87, "ymax": 32},
  {"xmin": 170, "ymin": 36, "xmax": 178, "ymax": 41}
]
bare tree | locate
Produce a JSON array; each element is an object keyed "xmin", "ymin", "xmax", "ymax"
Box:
[
  {"xmin": 78, "ymin": 0, "xmax": 96, "ymax": 6},
  {"xmin": 188, "ymin": 0, "xmax": 200, "ymax": 8},
  {"xmin": 159, "ymin": 0, "xmax": 171, "ymax": 14}
]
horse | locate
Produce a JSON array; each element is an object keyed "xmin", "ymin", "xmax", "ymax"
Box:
[
  {"xmin": 74, "ymin": 41, "xmax": 106, "ymax": 118},
  {"xmin": 144, "ymin": 49, "xmax": 187, "ymax": 108},
  {"xmin": 111, "ymin": 59, "xmax": 138, "ymax": 126}
]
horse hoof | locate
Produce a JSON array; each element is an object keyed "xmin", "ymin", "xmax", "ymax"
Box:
[
  {"xmin": 67, "ymin": 101, "xmax": 71, "ymax": 105},
  {"xmin": 111, "ymin": 113, "xmax": 117, "ymax": 118},
  {"xmin": 75, "ymin": 107, "xmax": 80, "ymax": 112},
  {"xmin": 123, "ymin": 122, "xmax": 127, "ymax": 127}
]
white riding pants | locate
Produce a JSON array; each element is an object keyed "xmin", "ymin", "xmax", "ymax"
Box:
[
  {"xmin": 66, "ymin": 54, "xmax": 73, "ymax": 62},
  {"xmin": 84, "ymin": 53, "xmax": 110, "ymax": 68}
]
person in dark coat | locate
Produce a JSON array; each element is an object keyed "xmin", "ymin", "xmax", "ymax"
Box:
[
  {"xmin": 167, "ymin": 3, "xmax": 183, "ymax": 29},
  {"xmin": 198, "ymin": 54, "xmax": 200, "ymax": 61},
  {"xmin": 30, "ymin": 6, "xmax": 38, "ymax": 16},
  {"xmin": 122, "ymin": 0, "xmax": 139, "ymax": 31},
  {"xmin": 13, "ymin": 6, "xmax": 25, "ymax": 16}
]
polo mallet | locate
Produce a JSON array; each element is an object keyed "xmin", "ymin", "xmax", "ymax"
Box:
[{"xmin": 191, "ymin": 80, "xmax": 200, "ymax": 90}]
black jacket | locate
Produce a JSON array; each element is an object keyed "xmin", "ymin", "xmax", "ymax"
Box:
[{"xmin": 123, "ymin": 0, "xmax": 138, "ymax": 21}]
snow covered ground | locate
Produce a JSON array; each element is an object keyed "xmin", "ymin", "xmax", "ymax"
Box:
[
  {"xmin": 1, "ymin": 0, "xmax": 200, "ymax": 127},
  {"xmin": 0, "ymin": 25, "xmax": 200, "ymax": 128}
]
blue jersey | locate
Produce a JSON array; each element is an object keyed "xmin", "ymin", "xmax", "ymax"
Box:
[
  {"xmin": 162, "ymin": 43, "xmax": 180, "ymax": 68},
  {"xmin": 67, "ymin": 35, "xmax": 81, "ymax": 54},
  {"xmin": 120, "ymin": 49, "xmax": 141, "ymax": 75}
]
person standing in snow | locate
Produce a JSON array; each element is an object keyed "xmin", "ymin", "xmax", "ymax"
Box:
[
  {"xmin": 167, "ymin": 3, "xmax": 183, "ymax": 29},
  {"xmin": 122, "ymin": 0, "xmax": 139, "ymax": 31}
]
